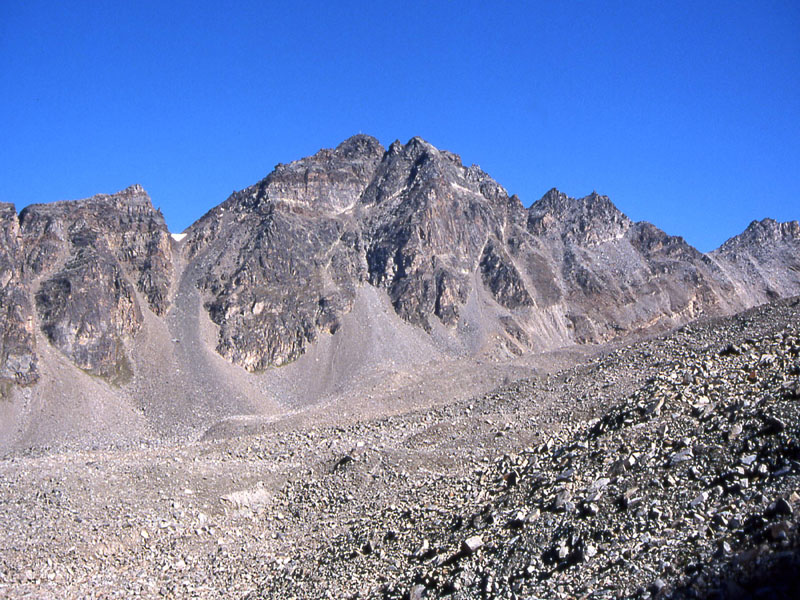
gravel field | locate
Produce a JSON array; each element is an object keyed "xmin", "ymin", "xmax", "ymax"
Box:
[{"xmin": 1, "ymin": 297, "xmax": 798, "ymax": 599}]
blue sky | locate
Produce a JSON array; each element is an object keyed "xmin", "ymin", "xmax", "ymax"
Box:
[{"xmin": 1, "ymin": 1, "xmax": 798, "ymax": 251}]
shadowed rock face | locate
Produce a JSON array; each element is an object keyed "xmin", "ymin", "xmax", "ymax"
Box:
[
  {"xmin": 0, "ymin": 203, "xmax": 37, "ymax": 391},
  {"xmin": 362, "ymin": 138, "xmax": 516, "ymax": 330},
  {"xmin": 479, "ymin": 237, "xmax": 533, "ymax": 310},
  {"xmin": 34, "ymin": 233, "xmax": 142, "ymax": 380},
  {"xmin": 18, "ymin": 185, "xmax": 171, "ymax": 378}
]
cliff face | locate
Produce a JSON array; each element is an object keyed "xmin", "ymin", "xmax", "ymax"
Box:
[
  {"xmin": 20, "ymin": 184, "xmax": 173, "ymax": 315},
  {"xmin": 184, "ymin": 135, "xmax": 384, "ymax": 369},
  {"xmin": 17, "ymin": 185, "xmax": 172, "ymax": 380},
  {"xmin": 521, "ymin": 191, "xmax": 740, "ymax": 344},
  {"xmin": 710, "ymin": 218, "xmax": 800, "ymax": 305},
  {"xmin": 1, "ymin": 136, "xmax": 799, "ymax": 390},
  {"xmin": 362, "ymin": 138, "xmax": 522, "ymax": 331},
  {"xmin": 0, "ymin": 203, "xmax": 37, "ymax": 393}
]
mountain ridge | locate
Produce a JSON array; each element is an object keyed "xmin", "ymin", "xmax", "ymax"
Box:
[{"xmin": 1, "ymin": 134, "xmax": 799, "ymax": 450}]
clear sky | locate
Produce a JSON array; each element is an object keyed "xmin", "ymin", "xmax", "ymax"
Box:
[{"xmin": 1, "ymin": 1, "xmax": 798, "ymax": 251}]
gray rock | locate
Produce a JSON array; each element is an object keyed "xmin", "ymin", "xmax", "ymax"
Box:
[
  {"xmin": 670, "ymin": 448, "xmax": 694, "ymax": 466},
  {"xmin": 0, "ymin": 203, "xmax": 38, "ymax": 389},
  {"xmin": 461, "ymin": 535, "xmax": 484, "ymax": 555}
]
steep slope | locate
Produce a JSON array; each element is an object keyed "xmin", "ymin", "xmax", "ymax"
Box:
[
  {"xmin": 362, "ymin": 137, "xmax": 520, "ymax": 331},
  {"xmin": 522, "ymin": 189, "xmax": 741, "ymax": 343},
  {"xmin": 182, "ymin": 138, "xmax": 800, "ymax": 376},
  {"xmin": 184, "ymin": 135, "xmax": 384, "ymax": 369}
]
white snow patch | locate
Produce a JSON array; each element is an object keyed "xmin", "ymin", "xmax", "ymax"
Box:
[{"xmin": 171, "ymin": 233, "xmax": 187, "ymax": 242}]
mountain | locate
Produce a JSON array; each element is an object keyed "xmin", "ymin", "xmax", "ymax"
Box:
[
  {"xmin": 0, "ymin": 135, "xmax": 799, "ymax": 450},
  {"xmin": 184, "ymin": 134, "xmax": 799, "ymax": 367}
]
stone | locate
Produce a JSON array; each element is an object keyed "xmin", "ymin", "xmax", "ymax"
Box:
[
  {"xmin": 553, "ymin": 489, "xmax": 572, "ymax": 511},
  {"xmin": 670, "ymin": 448, "xmax": 693, "ymax": 466},
  {"xmin": 741, "ymin": 455, "xmax": 757, "ymax": 466},
  {"xmin": 772, "ymin": 498, "xmax": 793, "ymax": 517},
  {"xmin": 461, "ymin": 536, "xmax": 484, "ymax": 555},
  {"xmin": 414, "ymin": 539, "xmax": 430, "ymax": 558}
]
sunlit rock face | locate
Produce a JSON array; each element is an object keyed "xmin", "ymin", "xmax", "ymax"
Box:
[{"xmin": 0, "ymin": 202, "xmax": 37, "ymax": 391}]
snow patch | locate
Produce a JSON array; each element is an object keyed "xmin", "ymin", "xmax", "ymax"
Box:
[{"xmin": 171, "ymin": 233, "xmax": 187, "ymax": 242}]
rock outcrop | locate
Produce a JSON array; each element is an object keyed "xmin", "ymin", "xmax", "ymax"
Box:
[
  {"xmin": 361, "ymin": 138, "xmax": 514, "ymax": 331},
  {"xmin": 711, "ymin": 218, "xmax": 800, "ymax": 305},
  {"xmin": 0, "ymin": 203, "xmax": 37, "ymax": 393},
  {"xmin": 18, "ymin": 185, "xmax": 172, "ymax": 379},
  {"xmin": 184, "ymin": 135, "xmax": 383, "ymax": 369}
]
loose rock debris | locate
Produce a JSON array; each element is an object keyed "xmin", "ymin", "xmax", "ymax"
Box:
[{"xmin": 1, "ymin": 297, "xmax": 799, "ymax": 599}]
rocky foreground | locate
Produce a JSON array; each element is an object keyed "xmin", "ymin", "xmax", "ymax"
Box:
[{"xmin": 1, "ymin": 297, "xmax": 798, "ymax": 599}]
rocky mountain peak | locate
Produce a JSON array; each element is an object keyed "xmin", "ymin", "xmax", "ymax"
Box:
[
  {"xmin": 527, "ymin": 189, "xmax": 632, "ymax": 245},
  {"xmin": 362, "ymin": 137, "xmax": 497, "ymax": 208},
  {"xmin": 334, "ymin": 133, "xmax": 384, "ymax": 158},
  {"xmin": 2, "ymin": 134, "xmax": 799, "ymax": 394},
  {"xmin": 717, "ymin": 218, "xmax": 800, "ymax": 252},
  {"xmin": 10, "ymin": 186, "xmax": 174, "ymax": 381},
  {"xmin": 236, "ymin": 135, "xmax": 386, "ymax": 215},
  {"xmin": 709, "ymin": 217, "xmax": 800, "ymax": 305},
  {"xmin": 179, "ymin": 136, "xmax": 800, "ymax": 371},
  {"xmin": 117, "ymin": 183, "xmax": 148, "ymax": 197},
  {"xmin": 540, "ymin": 186, "xmax": 569, "ymax": 204},
  {"xmin": 380, "ymin": 137, "xmax": 464, "ymax": 171}
]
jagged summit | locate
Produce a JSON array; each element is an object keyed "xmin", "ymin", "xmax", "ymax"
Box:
[
  {"xmin": 709, "ymin": 217, "xmax": 800, "ymax": 305},
  {"xmin": 19, "ymin": 185, "xmax": 154, "ymax": 218},
  {"xmin": 241, "ymin": 134, "xmax": 385, "ymax": 214},
  {"xmin": 177, "ymin": 136, "xmax": 799, "ymax": 369},
  {"xmin": 717, "ymin": 217, "xmax": 800, "ymax": 252},
  {"xmin": 118, "ymin": 183, "xmax": 148, "ymax": 196},
  {"xmin": 4, "ymin": 186, "xmax": 173, "ymax": 386},
  {"xmin": 334, "ymin": 133, "xmax": 384, "ymax": 156},
  {"xmin": 527, "ymin": 188, "xmax": 631, "ymax": 245}
]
